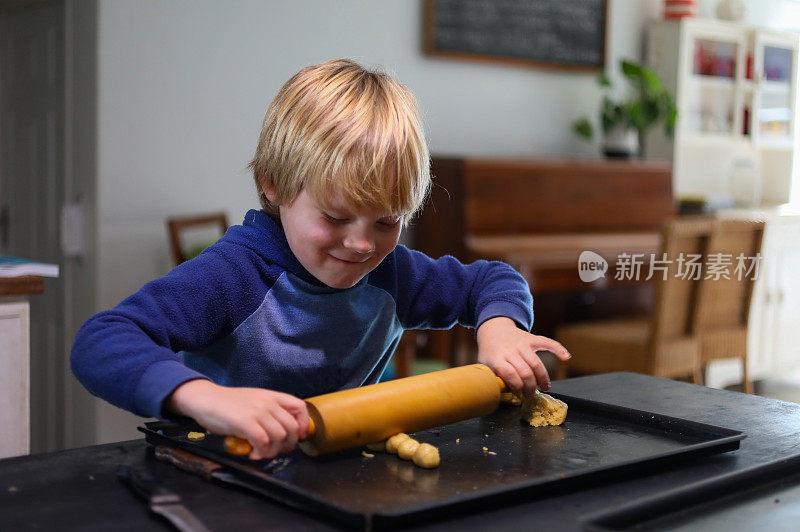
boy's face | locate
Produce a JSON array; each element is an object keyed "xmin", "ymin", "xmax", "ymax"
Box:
[{"xmin": 269, "ymin": 187, "xmax": 402, "ymax": 289}]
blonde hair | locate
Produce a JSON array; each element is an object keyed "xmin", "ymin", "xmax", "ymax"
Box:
[{"xmin": 249, "ymin": 59, "xmax": 430, "ymax": 224}]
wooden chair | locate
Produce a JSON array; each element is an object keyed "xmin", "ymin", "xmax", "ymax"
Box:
[
  {"xmin": 166, "ymin": 212, "xmax": 229, "ymax": 266},
  {"xmin": 555, "ymin": 216, "xmax": 766, "ymax": 392},
  {"xmin": 555, "ymin": 217, "xmax": 711, "ymax": 383},
  {"xmin": 691, "ymin": 219, "xmax": 764, "ymax": 393}
]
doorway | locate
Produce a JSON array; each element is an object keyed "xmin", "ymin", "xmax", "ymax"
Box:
[{"xmin": 0, "ymin": 0, "xmax": 98, "ymax": 452}]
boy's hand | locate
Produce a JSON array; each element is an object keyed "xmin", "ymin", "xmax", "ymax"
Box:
[
  {"xmin": 476, "ymin": 317, "xmax": 571, "ymax": 397},
  {"xmin": 165, "ymin": 379, "xmax": 309, "ymax": 460}
]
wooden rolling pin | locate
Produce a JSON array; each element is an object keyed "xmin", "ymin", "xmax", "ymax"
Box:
[{"xmin": 223, "ymin": 363, "xmax": 507, "ymax": 456}]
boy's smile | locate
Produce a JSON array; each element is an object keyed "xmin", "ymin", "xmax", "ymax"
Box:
[{"xmin": 268, "ymin": 188, "xmax": 402, "ymax": 289}]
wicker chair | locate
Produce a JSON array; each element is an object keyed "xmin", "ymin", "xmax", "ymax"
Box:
[
  {"xmin": 691, "ymin": 219, "xmax": 764, "ymax": 393},
  {"xmin": 555, "ymin": 216, "xmax": 764, "ymax": 391}
]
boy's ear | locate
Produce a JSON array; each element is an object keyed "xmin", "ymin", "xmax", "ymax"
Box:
[{"xmin": 262, "ymin": 184, "xmax": 278, "ymax": 205}]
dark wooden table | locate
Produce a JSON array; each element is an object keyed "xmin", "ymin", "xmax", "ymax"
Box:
[{"xmin": 2, "ymin": 372, "xmax": 799, "ymax": 531}]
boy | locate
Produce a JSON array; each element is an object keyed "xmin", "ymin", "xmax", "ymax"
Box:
[{"xmin": 71, "ymin": 59, "xmax": 570, "ymax": 460}]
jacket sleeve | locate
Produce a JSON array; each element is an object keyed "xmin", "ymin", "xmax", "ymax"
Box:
[
  {"xmin": 386, "ymin": 246, "xmax": 533, "ymax": 332},
  {"xmin": 70, "ymin": 245, "xmax": 271, "ymax": 418}
]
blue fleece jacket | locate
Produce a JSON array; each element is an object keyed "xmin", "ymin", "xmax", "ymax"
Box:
[{"xmin": 71, "ymin": 209, "xmax": 533, "ymax": 419}]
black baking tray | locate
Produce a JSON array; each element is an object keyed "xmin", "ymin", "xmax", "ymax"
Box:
[
  {"xmin": 582, "ymin": 454, "xmax": 800, "ymax": 531},
  {"xmin": 140, "ymin": 393, "xmax": 745, "ymax": 530}
]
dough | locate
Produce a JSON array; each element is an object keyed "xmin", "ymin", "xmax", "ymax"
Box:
[
  {"xmin": 397, "ymin": 438, "xmax": 420, "ymax": 460},
  {"xmin": 500, "ymin": 392, "xmax": 522, "ymax": 405},
  {"xmin": 413, "ymin": 443, "xmax": 440, "ymax": 469},
  {"xmin": 187, "ymin": 431, "xmax": 206, "ymax": 441},
  {"xmin": 385, "ymin": 433, "xmax": 410, "ymax": 454},
  {"xmin": 223, "ymin": 435, "xmax": 253, "ymax": 456},
  {"xmin": 521, "ymin": 390, "xmax": 568, "ymax": 427}
]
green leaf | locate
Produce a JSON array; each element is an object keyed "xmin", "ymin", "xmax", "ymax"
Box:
[
  {"xmin": 598, "ymin": 72, "xmax": 611, "ymax": 87},
  {"xmin": 665, "ymin": 108, "xmax": 678, "ymax": 137},
  {"xmin": 573, "ymin": 117, "xmax": 594, "ymax": 139},
  {"xmin": 642, "ymin": 68, "xmax": 663, "ymax": 93},
  {"xmin": 629, "ymin": 101, "xmax": 642, "ymax": 129},
  {"xmin": 642, "ymin": 100, "xmax": 660, "ymax": 126},
  {"xmin": 621, "ymin": 59, "xmax": 642, "ymax": 78}
]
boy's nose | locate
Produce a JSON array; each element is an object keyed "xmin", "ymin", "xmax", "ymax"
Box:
[{"xmin": 343, "ymin": 230, "xmax": 374, "ymax": 254}]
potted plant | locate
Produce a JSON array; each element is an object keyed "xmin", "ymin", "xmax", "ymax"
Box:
[{"xmin": 573, "ymin": 59, "xmax": 677, "ymax": 158}]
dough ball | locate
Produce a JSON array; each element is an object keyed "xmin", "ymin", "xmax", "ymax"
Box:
[
  {"xmin": 397, "ymin": 438, "xmax": 420, "ymax": 460},
  {"xmin": 521, "ymin": 390, "xmax": 568, "ymax": 427},
  {"xmin": 385, "ymin": 433, "xmax": 410, "ymax": 454},
  {"xmin": 366, "ymin": 441, "xmax": 386, "ymax": 452},
  {"xmin": 413, "ymin": 443, "xmax": 440, "ymax": 469}
]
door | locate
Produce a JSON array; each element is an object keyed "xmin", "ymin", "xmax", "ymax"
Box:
[
  {"xmin": 0, "ymin": 1, "xmax": 65, "ymax": 453},
  {"xmin": 772, "ymin": 217, "xmax": 800, "ymax": 374}
]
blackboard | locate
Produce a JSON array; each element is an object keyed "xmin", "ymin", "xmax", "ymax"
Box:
[{"xmin": 424, "ymin": 0, "xmax": 607, "ymax": 71}]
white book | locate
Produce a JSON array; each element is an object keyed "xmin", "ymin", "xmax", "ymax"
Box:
[{"xmin": 0, "ymin": 255, "xmax": 59, "ymax": 278}]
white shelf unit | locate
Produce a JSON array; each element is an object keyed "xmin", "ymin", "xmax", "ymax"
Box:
[{"xmin": 646, "ymin": 19, "xmax": 799, "ymax": 207}]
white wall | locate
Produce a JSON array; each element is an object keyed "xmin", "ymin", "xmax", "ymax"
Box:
[
  {"xmin": 93, "ymin": 0, "xmax": 662, "ymax": 442},
  {"xmin": 95, "ymin": 0, "xmax": 662, "ymax": 304},
  {"xmin": 92, "ymin": 0, "xmax": 799, "ymax": 443}
]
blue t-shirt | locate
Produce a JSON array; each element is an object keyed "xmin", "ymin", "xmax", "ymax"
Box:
[{"xmin": 71, "ymin": 209, "xmax": 533, "ymax": 418}]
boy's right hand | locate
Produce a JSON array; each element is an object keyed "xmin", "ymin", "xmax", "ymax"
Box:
[{"xmin": 165, "ymin": 379, "xmax": 309, "ymax": 460}]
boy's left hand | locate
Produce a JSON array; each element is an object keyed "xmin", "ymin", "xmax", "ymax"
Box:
[{"xmin": 476, "ymin": 316, "xmax": 570, "ymax": 397}]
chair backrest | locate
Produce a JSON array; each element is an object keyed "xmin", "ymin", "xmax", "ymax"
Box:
[
  {"xmin": 647, "ymin": 216, "xmax": 765, "ymax": 375},
  {"xmin": 650, "ymin": 216, "xmax": 714, "ymax": 343},
  {"xmin": 166, "ymin": 212, "xmax": 229, "ymax": 266},
  {"xmin": 692, "ymin": 219, "xmax": 765, "ymax": 333}
]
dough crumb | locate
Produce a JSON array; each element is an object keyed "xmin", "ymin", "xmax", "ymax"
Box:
[
  {"xmin": 482, "ymin": 446, "xmax": 488, "ymax": 452},
  {"xmin": 361, "ymin": 451, "xmax": 375, "ymax": 458},
  {"xmin": 488, "ymin": 451, "xmax": 497, "ymax": 456},
  {"xmin": 456, "ymin": 438, "xmax": 460, "ymax": 444},
  {"xmin": 413, "ymin": 443, "xmax": 440, "ymax": 468},
  {"xmin": 397, "ymin": 438, "xmax": 421, "ymax": 460},
  {"xmin": 187, "ymin": 431, "xmax": 206, "ymax": 441},
  {"xmin": 386, "ymin": 433, "xmax": 411, "ymax": 454},
  {"xmin": 521, "ymin": 390, "xmax": 568, "ymax": 427}
]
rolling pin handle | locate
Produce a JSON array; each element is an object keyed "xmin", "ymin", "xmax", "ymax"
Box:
[
  {"xmin": 304, "ymin": 417, "xmax": 316, "ymax": 440},
  {"xmin": 496, "ymin": 375, "xmax": 508, "ymax": 393}
]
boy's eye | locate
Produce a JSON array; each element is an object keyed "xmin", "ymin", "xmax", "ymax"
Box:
[
  {"xmin": 323, "ymin": 213, "xmax": 349, "ymax": 224},
  {"xmin": 378, "ymin": 218, "xmax": 401, "ymax": 228}
]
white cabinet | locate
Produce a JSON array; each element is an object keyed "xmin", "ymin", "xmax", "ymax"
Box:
[
  {"xmin": 0, "ymin": 297, "xmax": 30, "ymax": 458},
  {"xmin": 749, "ymin": 214, "xmax": 800, "ymax": 378},
  {"xmin": 646, "ymin": 19, "xmax": 799, "ymax": 206}
]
